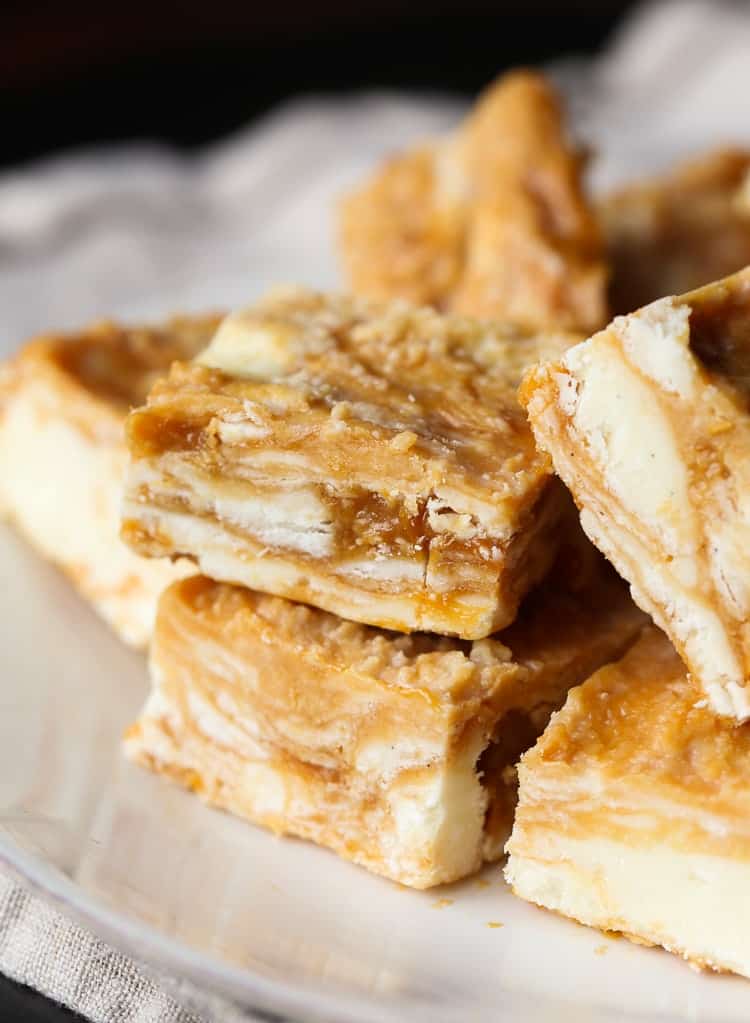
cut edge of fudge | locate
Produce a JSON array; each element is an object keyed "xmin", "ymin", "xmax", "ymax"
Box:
[{"xmin": 521, "ymin": 266, "xmax": 750, "ymax": 719}]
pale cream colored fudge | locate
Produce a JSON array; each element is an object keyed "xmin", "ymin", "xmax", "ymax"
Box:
[
  {"xmin": 126, "ymin": 564, "xmax": 644, "ymax": 888},
  {"xmin": 0, "ymin": 317, "xmax": 217, "ymax": 646},
  {"xmin": 521, "ymin": 267, "xmax": 750, "ymax": 719},
  {"xmin": 340, "ymin": 70, "xmax": 607, "ymax": 332},
  {"xmin": 506, "ymin": 625, "xmax": 750, "ymax": 979},
  {"xmin": 122, "ymin": 287, "xmax": 580, "ymax": 640}
]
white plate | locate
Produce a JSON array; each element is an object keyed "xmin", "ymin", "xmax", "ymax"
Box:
[{"xmin": 2, "ymin": 522, "xmax": 749, "ymax": 1023}]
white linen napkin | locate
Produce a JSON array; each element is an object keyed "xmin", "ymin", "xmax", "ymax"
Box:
[{"xmin": 1, "ymin": 2, "xmax": 750, "ymax": 1019}]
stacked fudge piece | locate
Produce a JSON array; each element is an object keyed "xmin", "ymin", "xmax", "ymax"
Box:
[{"xmin": 119, "ymin": 287, "xmax": 645, "ymax": 887}]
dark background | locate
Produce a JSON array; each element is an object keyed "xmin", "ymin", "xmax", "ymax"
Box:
[
  {"xmin": 1, "ymin": 0, "xmax": 636, "ymax": 169},
  {"xmin": 0, "ymin": 1, "xmax": 634, "ymax": 1020}
]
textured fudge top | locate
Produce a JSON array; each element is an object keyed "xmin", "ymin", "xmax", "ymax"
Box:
[
  {"xmin": 162, "ymin": 564, "xmax": 644, "ymax": 712},
  {"xmin": 127, "ymin": 287, "xmax": 579, "ymax": 520},
  {"xmin": 536, "ymin": 626, "xmax": 750, "ymax": 810}
]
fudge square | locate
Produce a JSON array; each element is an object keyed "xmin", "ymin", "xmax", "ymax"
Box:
[
  {"xmin": 521, "ymin": 267, "xmax": 750, "ymax": 719},
  {"xmin": 125, "ymin": 564, "xmax": 645, "ymax": 889},
  {"xmin": 601, "ymin": 147, "xmax": 750, "ymax": 315},
  {"xmin": 339, "ymin": 70, "xmax": 607, "ymax": 333},
  {"xmin": 0, "ymin": 316, "xmax": 218, "ymax": 647},
  {"xmin": 123, "ymin": 287, "xmax": 580, "ymax": 640},
  {"xmin": 506, "ymin": 626, "xmax": 750, "ymax": 979}
]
